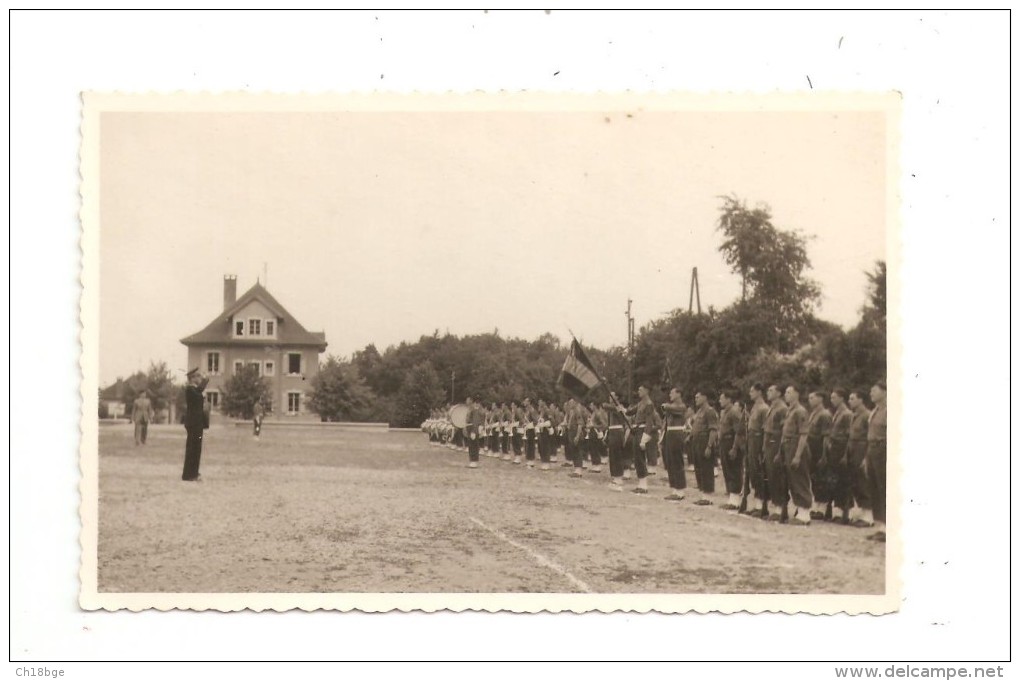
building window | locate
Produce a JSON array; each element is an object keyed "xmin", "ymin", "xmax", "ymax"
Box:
[
  {"xmin": 265, "ymin": 361, "xmax": 275, "ymax": 376},
  {"xmin": 287, "ymin": 392, "xmax": 301, "ymax": 415},
  {"xmin": 288, "ymin": 353, "xmax": 301, "ymax": 375},
  {"xmin": 264, "ymin": 396, "xmax": 273, "ymax": 414},
  {"xmin": 205, "ymin": 391, "xmax": 220, "ymax": 408},
  {"xmin": 234, "ymin": 360, "xmax": 245, "ymax": 375},
  {"xmin": 235, "ymin": 320, "xmax": 244, "ymax": 336},
  {"xmin": 206, "ymin": 352, "xmax": 220, "ymax": 374},
  {"xmin": 249, "ymin": 319, "xmax": 261, "ymax": 336},
  {"xmin": 247, "ymin": 361, "xmax": 262, "ymax": 376},
  {"xmin": 266, "ymin": 320, "xmax": 275, "ymax": 336}
]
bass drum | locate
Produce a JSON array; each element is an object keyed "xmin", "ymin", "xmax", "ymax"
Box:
[{"xmin": 449, "ymin": 403, "xmax": 469, "ymax": 429}]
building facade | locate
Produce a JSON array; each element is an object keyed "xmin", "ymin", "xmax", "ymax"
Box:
[{"xmin": 181, "ymin": 275, "xmax": 327, "ymax": 420}]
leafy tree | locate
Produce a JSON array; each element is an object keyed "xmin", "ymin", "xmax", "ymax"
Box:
[
  {"xmin": 308, "ymin": 355, "xmax": 377, "ymax": 422},
  {"xmin": 221, "ymin": 365, "xmax": 270, "ymax": 420},
  {"xmin": 716, "ymin": 194, "xmax": 821, "ymax": 351},
  {"xmin": 393, "ymin": 361, "xmax": 446, "ymax": 428},
  {"xmin": 144, "ymin": 361, "xmax": 175, "ymax": 415}
]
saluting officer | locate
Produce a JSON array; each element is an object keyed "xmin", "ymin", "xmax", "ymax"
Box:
[{"xmin": 181, "ymin": 368, "xmax": 209, "ymax": 482}]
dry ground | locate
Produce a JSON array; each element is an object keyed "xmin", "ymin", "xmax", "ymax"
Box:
[{"xmin": 96, "ymin": 424, "xmax": 884, "ymax": 594}]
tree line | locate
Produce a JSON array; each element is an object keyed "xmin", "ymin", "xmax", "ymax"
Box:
[{"xmin": 100, "ymin": 195, "xmax": 886, "ymax": 428}]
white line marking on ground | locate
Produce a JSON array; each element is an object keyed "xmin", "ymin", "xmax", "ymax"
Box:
[{"xmin": 468, "ymin": 516, "xmax": 592, "ymax": 593}]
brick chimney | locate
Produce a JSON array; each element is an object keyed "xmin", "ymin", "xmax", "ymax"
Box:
[{"xmin": 223, "ymin": 275, "xmax": 237, "ymax": 310}]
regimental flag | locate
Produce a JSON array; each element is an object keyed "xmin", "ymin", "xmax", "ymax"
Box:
[{"xmin": 558, "ymin": 339, "xmax": 602, "ymax": 398}]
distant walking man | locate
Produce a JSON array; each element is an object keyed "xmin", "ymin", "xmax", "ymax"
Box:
[
  {"xmin": 252, "ymin": 400, "xmax": 265, "ymax": 439},
  {"xmin": 132, "ymin": 390, "xmax": 154, "ymax": 445},
  {"xmin": 866, "ymin": 383, "xmax": 888, "ymax": 542},
  {"xmin": 182, "ymin": 368, "xmax": 209, "ymax": 482}
]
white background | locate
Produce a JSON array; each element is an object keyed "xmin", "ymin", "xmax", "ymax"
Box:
[{"xmin": 7, "ymin": 8, "xmax": 1014, "ymax": 674}]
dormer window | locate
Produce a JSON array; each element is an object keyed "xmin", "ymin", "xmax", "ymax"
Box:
[
  {"xmin": 249, "ymin": 319, "xmax": 261, "ymax": 336},
  {"xmin": 266, "ymin": 320, "xmax": 275, "ymax": 336},
  {"xmin": 235, "ymin": 320, "xmax": 244, "ymax": 336}
]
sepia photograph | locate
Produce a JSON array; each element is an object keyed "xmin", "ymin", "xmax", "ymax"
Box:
[{"xmin": 80, "ymin": 92, "xmax": 898, "ymax": 613}]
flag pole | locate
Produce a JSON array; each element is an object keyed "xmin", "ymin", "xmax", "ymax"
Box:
[{"xmin": 565, "ymin": 329, "xmax": 632, "ymax": 428}]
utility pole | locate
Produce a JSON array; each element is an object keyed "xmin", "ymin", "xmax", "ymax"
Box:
[
  {"xmin": 688, "ymin": 267, "xmax": 702, "ymax": 315},
  {"xmin": 625, "ymin": 299, "xmax": 634, "ymax": 400}
]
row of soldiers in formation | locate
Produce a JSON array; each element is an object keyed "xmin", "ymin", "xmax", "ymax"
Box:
[{"xmin": 421, "ymin": 381, "xmax": 888, "ymax": 542}]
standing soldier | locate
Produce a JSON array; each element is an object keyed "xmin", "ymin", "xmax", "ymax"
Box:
[
  {"xmin": 132, "ymin": 389, "xmax": 154, "ymax": 446},
  {"xmin": 465, "ymin": 397, "xmax": 485, "ymax": 468},
  {"xmin": 866, "ymin": 382, "xmax": 888, "ymax": 543},
  {"xmin": 646, "ymin": 399, "xmax": 662, "ymax": 476},
  {"xmin": 623, "ymin": 385, "xmax": 656, "ymax": 494},
  {"xmin": 605, "ymin": 392, "xmax": 629, "ymax": 491},
  {"xmin": 717, "ymin": 389, "xmax": 745, "ymax": 510},
  {"xmin": 690, "ymin": 389, "xmax": 720, "ymax": 505},
  {"xmin": 536, "ymin": 400, "xmax": 552, "ymax": 466},
  {"xmin": 805, "ymin": 390, "xmax": 834, "ymax": 520},
  {"xmin": 181, "ymin": 368, "xmax": 209, "ymax": 482},
  {"xmin": 499, "ymin": 402, "xmax": 512, "ymax": 461},
  {"xmin": 660, "ymin": 387, "xmax": 689, "ymax": 501},
  {"xmin": 523, "ymin": 398, "xmax": 541, "ymax": 469},
  {"xmin": 828, "ymin": 388, "xmax": 853, "ymax": 524},
  {"xmin": 509, "ymin": 401, "xmax": 524, "ymax": 465},
  {"xmin": 847, "ymin": 389, "xmax": 873, "ymax": 527},
  {"xmin": 587, "ymin": 400, "xmax": 607, "ymax": 474},
  {"xmin": 566, "ymin": 400, "xmax": 586, "ymax": 478},
  {"xmin": 783, "ymin": 384, "xmax": 813, "ymax": 525},
  {"xmin": 741, "ymin": 383, "xmax": 770, "ymax": 518},
  {"xmin": 763, "ymin": 384, "xmax": 789, "ymax": 521}
]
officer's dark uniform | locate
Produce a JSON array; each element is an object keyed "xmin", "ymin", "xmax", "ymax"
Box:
[{"xmin": 182, "ymin": 374, "xmax": 209, "ymax": 481}]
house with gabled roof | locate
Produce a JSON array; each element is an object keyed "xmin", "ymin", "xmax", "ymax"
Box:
[{"xmin": 181, "ymin": 275, "xmax": 327, "ymax": 420}]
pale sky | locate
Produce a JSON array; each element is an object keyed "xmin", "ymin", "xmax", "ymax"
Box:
[{"xmin": 99, "ymin": 106, "xmax": 887, "ymax": 385}]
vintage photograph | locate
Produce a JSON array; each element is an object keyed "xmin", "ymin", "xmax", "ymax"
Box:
[{"xmin": 79, "ymin": 92, "xmax": 899, "ymax": 613}]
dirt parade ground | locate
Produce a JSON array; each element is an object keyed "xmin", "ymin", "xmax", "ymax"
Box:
[{"xmin": 96, "ymin": 423, "xmax": 885, "ymax": 594}]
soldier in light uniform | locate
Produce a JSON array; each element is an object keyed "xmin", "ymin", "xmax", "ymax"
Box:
[
  {"xmin": 846, "ymin": 389, "xmax": 873, "ymax": 527},
  {"xmin": 783, "ymin": 385, "xmax": 813, "ymax": 525},
  {"xmin": 741, "ymin": 383, "xmax": 770, "ymax": 517},
  {"xmin": 690, "ymin": 389, "xmax": 720, "ymax": 505},
  {"xmin": 717, "ymin": 389, "xmax": 745, "ymax": 510},
  {"xmin": 660, "ymin": 387, "xmax": 689, "ymax": 501},
  {"xmin": 866, "ymin": 382, "xmax": 888, "ymax": 543},
  {"xmin": 763, "ymin": 384, "xmax": 789, "ymax": 522}
]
